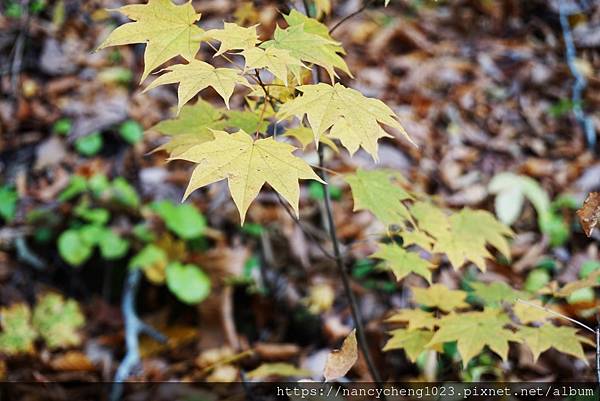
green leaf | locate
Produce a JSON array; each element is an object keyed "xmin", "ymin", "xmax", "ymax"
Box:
[
  {"xmin": 111, "ymin": 177, "xmax": 140, "ymax": 208},
  {"xmin": 129, "ymin": 244, "xmax": 168, "ymax": 270},
  {"xmin": 0, "ymin": 186, "xmax": 18, "ymax": 222},
  {"xmin": 58, "ymin": 175, "xmax": 88, "ymax": 202},
  {"xmin": 166, "ymin": 262, "xmax": 211, "ymax": 304},
  {"xmin": 345, "ymin": 169, "xmax": 413, "ymax": 225},
  {"xmin": 74, "ymin": 203, "xmax": 110, "ymax": 225},
  {"xmin": 58, "ymin": 229, "xmax": 94, "ymax": 266},
  {"xmin": 226, "ymin": 110, "xmax": 269, "ymax": 134},
  {"xmin": 132, "ymin": 223, "xmax": 156, "ymax": 242},
  {"xmin": 151, "ymin": 100, "xmax": 225, "ymax": 136},
  {"xmin": 372, "ymin": 243, "xmax": 433, "ymax": 282},
  {"xmin": 119, "ymin": 120, "xmax": 144, "ymax": 144},
  {"xmin": 52, "ymin": 118, "xmax": 72, "ymax": 136},
  {"xmin": 74, "ymin": 132, "xmax": 103, "ymax": 156},
  {"xmin": 386, "ymin": 309, "xmax": 438, "ymax": 331},
  {"xmin": 151, "ymin": 200, "xmax": 206, "ymax": 240},
  {"xmin": 524, "ymin": 269, "xmax": 550, "ymax": 293},
  {"xmin": 468, "ymin": 282, "xmax": 524, "ymax": 307},
  {"xmin": 98, "ymin": 229, "xmax": 130, "ymax": 260},
  {"xmin": 88, "ymin": 174, "xmax": 110, "ymax": 197},
  {"xmin": 0, "ymin": 304, "xmax": 37, "ymax": 355},
  {"xmin": 32, "ymin": 293, "xmax": 85, "ymax": 349}
]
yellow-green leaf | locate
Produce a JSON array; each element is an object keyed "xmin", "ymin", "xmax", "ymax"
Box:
[
  {"xmin": 278, "ymin": 83, "xmax": 412, "ymax": 159},
  {"xmin": 32, "ymin": 293, "xmax": 85, "ymax": 350},
  {"xmin": 225, "ymin": 110, "xmax": 269, "ymax": 134},
  {"xmin": 383, "ymin": 329, "xmax": 439, "ymax": 362},
  {"xmin": 144, "ymin": 60, "xmax": 249, "ymax": 111},
  {"xmin": 283, "ymin": 127, "xmax": 339, "ymax": 152},
  {"xmin": 386, "ymin": 309, "xmax": 438, "ymax": 331},
  {"xmin": 469, "ymin": 281, "xmax": 524, "ymax": 307},
  {"xmin": 412, "ymin": 284, "xmax": 468, "ymax": 312},
  {"xmin": 0, "ymin": 304, "xmax": 37, "ymax": 355},
  {"xmin": 513, "ymin": 300, "xmax": 554, "ymax": 324},
  {"xmin": 206, "ymin": 22, "xmax": 259, "ymax": 56},
  {"xmin": 372, "ymin": 243, "xmax": 434, "ymax": 282},
  {"xmin": 517, "ymin": 324, "xmax": 593, "ymax": 362},
  {"xmin": 97, "ymin": 0, "xmax": 204, "ymax": 82},
  {"xmin": 171, "ymin": 130, "xmax": 323, "ymax": 224},
  {"xmin": 345, "ymin": 169, "xmax": 413, "ymax": 225},
  {"xmin": 261, "ymin": 25, "xmax": 350, "ymax": 82},
  {"xmin": 242, "ymin": 47, "xmax": 305, "ymax": 85},
  {"xmin": 427, "ymin": 310, "xmax": 519, "ymax": 365},
  {"xmin": 400, "ymin": 230, "xmax": 434, "ymax": 251}
]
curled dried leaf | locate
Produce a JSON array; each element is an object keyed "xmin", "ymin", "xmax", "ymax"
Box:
[
  {"xmin": 323, "ymin": 329, "xmax": 357, "ymax": 382},
  {"xmin": 576, "ymin": 192, "xmax": 600, "ymax": 237}
]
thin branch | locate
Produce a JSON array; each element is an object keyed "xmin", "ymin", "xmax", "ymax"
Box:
[
  {"xmin": 558, "ymin": 0, "xmax": 597, "ymax": 150},
  {"xmin": 516, "ymin": 299, "xmax": 595, "ymax": 333},
  {"xmin": 111, "ymin": 269, "xmax": 167, "ymax": 401},
  {"xmin": 318, "ymin": 147, "xmax": 384, "ymax": 385},
  {"xmin": 329, "ymin": 0, "xmax": 377, "ymax": 35}
]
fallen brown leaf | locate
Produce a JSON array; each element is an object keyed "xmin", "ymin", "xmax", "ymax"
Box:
[
  {"xmin": 50, "ymin": 351, "xmax": 95, "ymax": 372},
  {"xmin": 323, "ymin": 329, "xmax": 358, "ymax": 382},
  {"xmin": 577, "ymin": 192, "xmax": 600, "ymax": 237}
]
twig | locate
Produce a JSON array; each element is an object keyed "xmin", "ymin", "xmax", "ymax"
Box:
[
  {"xmin": 329, "ymin": 0, "xmax": 377, "ymax": 35},
  {"xmin": 111, "ymin": 269, "xmax": 167, "ymax": 401},
  {"xmin": 596, "ymin": 324, "xmax": 600, "ymax": 384},
  {"xmin": 516, "ymin": 299, "xmax": 594, "ymax": 333},
  {"xmin": 558, "ymin": 0, "xmax": 597, "ymax": 150},
  {"xmin": 318, "ymin": 147, "xmax": 384, "ymax": 385}
]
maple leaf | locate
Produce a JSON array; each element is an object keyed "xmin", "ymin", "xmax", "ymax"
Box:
[
  {"xmin": 206, "ymin": 23, "xmax": 259, "ymax": 56},
  {"xmin": 0, "ymin": 304, "xmax": 37, "ymax": 355},
  {"xmin": 261, "ymin": 25, "xmax": 350, "ymax": 82},
  {"xmin": 242, "ymin": 47, "xmax": 305, "ymax": 85},
  {"xmin": 171, "ymin": 130, "xmax": 323, "ymax": 223},
  {"xmin": 144, "ymin": 60, "xmax": 250, "ymax": 112},
  {"xmin": 372, "ymin": 243, "xmax": 434, "ymax": 282},
  {"xmin": 283, "ymin": 10, "xmax": 339, "ymax": 43},
  {"xmin": 400, "ymin": 230, "xmax": 434, "ymax": 251},
  {"xmin": 150, "ymin": 100, "xmax": 226, "ymax": 156},
  {"xmin": 345, "ymin": 169, "xmax": 413, "ymax": 225},
  {"xmin": 412, "ymin": 204, "xmax": 513, "ymax": 270},
  {"xmin": 97, "ymin": 0, "xmax": 204, "ymax": 82},
  {"xmin": 32, "ymin": 293, "xmax": 85, "ymax": 349},
  {"xmin": 427, "ymin": 310, "xmax": 519, "ymax": 365},
  {"xmin": 383, "ymin": 329, "xmax": 441, "ymax": 362},
  {"xmin": 278, "ymin": 83, "xmax": 412, "ymax": 159},
  {"xmin": 225, "ymin": 110, "xmax": 269, "ymax": 134},
  {"xmin": 517, "ymin": 324, "xmax": 593, "ymax": 362},
  {"xmin": 513, "ymin": 300, "xmax": 554, "ymax": 324},
  {"xmin": 412, "ymin": 284, "xmax": 468, "ymax": 312},
  {"xmin": 283, "ymin": 127, "xmax": 339, "ymax": 152},
  {"xmin": 469, "ymin": 282, "xmax": 524, "ymax": 307},
  {"xmin": 386, "ymin": 309, "xmax": 438, "ymax": 331}
]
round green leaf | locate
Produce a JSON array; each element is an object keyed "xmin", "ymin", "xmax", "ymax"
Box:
[
  {"xmin": 98, "ymin": 229, "xmax": 130, "ymax": 260},
  {"xmin": 151, "ymin": 200, "xmax": 206, "ymax": 239},
  {"xmin": 119, "ymin": 120, "xmax": 144, "ymax": 144},
  {"xmin": 74, "ymin": 132, "xmax": 103, "ymax": 156},
  {"xmin": 58, "ymin": 229, "xmax": 93, "ymax": 266},
  {"xmin": 166, "ymin": 262, "xmax": 211, "ymax": 304}
]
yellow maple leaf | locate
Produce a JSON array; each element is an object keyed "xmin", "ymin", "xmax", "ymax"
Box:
[
  {"xmin": 97, "ymin": 0, "xmax": 205, "ymax": 82},
  {"xmin": 277, "ymin": 83, "xmax": 412, "ymax": 160},
  {"xmin": 517, "ymin": 324, "xmax": 593, "ymax": 362},
  {"xmin": 412, "ymin": 284, "xmax": 468, "ymax": 312},
  {"xmin": 283, "ymin": 127, "xmax": 339, "ymax": 152},
  {"xmin": 372, "ymin": 243, "xmax": 434, "ymax": 282},
  {"xmin": 144, "ymin": 60, "xmax": 250, "ymax": 111},
  {"xmin": 427, "ymin": 310, "xmax": 519, "ymax": 365},
  {"xmin": 171, "ymin": 130, "xmax": 323, "ymax": 223},
  {"xmin": 242, "ymin": 47, "xmax": 305, "ymax": 85},
  {"xmin": 383, "ymin": 329, "xmax": 442, "ymax": 362},
  {"xmin": 206, "ymin": 22, "xmax": 259, "ymax": 56},
  {"xmin": 386, "ymin": 309, "xmax": 438, "ymax": 331},
  {"xmin": 261, "ymin": 24, "xmax": 350, "ymax": 82}
]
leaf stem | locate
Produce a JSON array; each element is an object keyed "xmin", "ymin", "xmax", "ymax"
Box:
[
  {"xmin": 329, "ymin": 0, "xmax": 377, "ymax": 35},
  {"xmin": 516, "ymin": 299, "xmax": 595, "ymax": 333}
]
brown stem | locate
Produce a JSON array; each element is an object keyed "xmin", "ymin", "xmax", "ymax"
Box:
[{"xmin": 329, "ymin": 0, "xmax": 377, "ymax": 35}]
